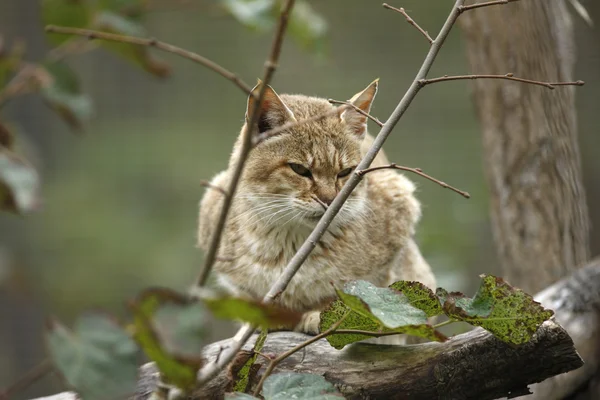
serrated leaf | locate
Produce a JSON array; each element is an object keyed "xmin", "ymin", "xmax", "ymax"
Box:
[
  {"xmin": 40, "ymin": 62, "xmax": 92, "ymax": 131},
  {"xmin": 46, "ymin": 313, "xmax": 138, "ymax": 400},
  {"xmin": 93, "ymin": 11, "xmax": 170, "ymax": 78},
  {"xmin": 320, "ymin": 280, "xmax": 446, "ymax": 349},
  {"xmin": 0, "ymin": 148, "xmax": 39, "ymax": 214},
  {"xmin": 288, "ymin": 1, "xmax": 327, "ymax": 53},
  {"xmin": 342, "ymin": 280, "xmax": 429, "ymax": 328},
  {"xmin": 221, "ymin": 0, "xmax": 276, "ymax": 31},
  {"xmin": 42, "ymin": 0, "xmax": 93, "ymax": 46},
  {"xmin": 263, "ymin": 373, "xmax": 343, "ymax": 399},
  {"xmin": 389, "ymin": 281, "xmax": 443, "ymax": 317},
  {"xmin": 131, "ymin": 288, "xmax": 208, "ymax": 391},
  {"xmin": 438, "ymin": 275, "xmax": 554, "ymax": 344},
  {"xmin": 201, "ymin": 296, "xmax": 302, "ymax": 329}
]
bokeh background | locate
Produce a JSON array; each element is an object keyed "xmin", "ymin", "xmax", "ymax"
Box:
[{"xmin": 1, "ymin": 1, "xmax": 598, "ymax": 398}]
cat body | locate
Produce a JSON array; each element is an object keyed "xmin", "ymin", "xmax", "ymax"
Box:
[{"xmin": 197, "ymin": 81, "xmax": 435, "ymax": 334}]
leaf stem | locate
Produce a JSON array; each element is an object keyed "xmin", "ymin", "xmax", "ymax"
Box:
[{"xmin": 432, "ymin": 319, "xmax": 456, "ymax": 329}]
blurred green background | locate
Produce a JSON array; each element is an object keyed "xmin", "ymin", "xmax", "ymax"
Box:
[{"xmin": 1, "ymin": 0, "xmax": 598, "ymax": 398}]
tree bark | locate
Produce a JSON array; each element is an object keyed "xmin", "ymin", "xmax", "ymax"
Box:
[
  {"xmin": 460, "ymin": 0, "xmax": 590, "ymax": 295},
  {"xmin": 36, "ymin": 259, "xmax": 600, "ymax": 400},
  {"xmin": 460, "ymin": 2, "xmax": 596, "ymax": 398}
]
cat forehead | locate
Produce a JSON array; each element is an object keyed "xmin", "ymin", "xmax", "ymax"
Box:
[{"xmin": 278, "ymin": 94, "xmax": 346, "ymax": 137}]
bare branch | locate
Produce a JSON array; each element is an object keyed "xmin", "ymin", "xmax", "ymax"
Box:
[
  {"xmin": 327, "ymin": 99, "xmax": 384, "ymax": 127},
  {"xmin": 383, "ymin": 3, "xmax": 434, "ymax": 44},
  {"xmin": 419, "ymin": 73, "xmax": 585, "ymax": 90},
  {"xmin": 357, "ymin": 163, "xmax": 471, "ymax": 198},
  {"xmin": 44, "ymin": 25, "xmax": 253, "ymax": 96},
  {"xmin": 458, "ymin": 0, "xmax": 520, "ymax": 13},
  {"xmin": 253, "ymin": 313, "xmax": 349, "ymax": 396},
  {"xmin": 195, "ymin": 0, "xmax": 297, "ymax": 384},
  {"xmin": 0, "ymin": 359, "xmax": 51, "ymax": 400},
  {"xmin": 253, "ymin": 106, "xmax": 349, "ymax": 145},
  {"xmin": 195, "ymin": 0, "xmax": 296, "ymax": 288}
]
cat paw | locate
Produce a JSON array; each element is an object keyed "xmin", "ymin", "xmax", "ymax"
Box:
[{"xmin": 294, "ymin": 311, "xmax": 321, "ymax": 335}]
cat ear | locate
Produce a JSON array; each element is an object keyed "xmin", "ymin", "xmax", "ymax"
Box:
[
  {"xmin": 341, "ymin": 79, "xmax": 379, "ymax": 139},
  {"xmin": 246, "ymin": 80, "xmax": 296, "ymax": 133}
]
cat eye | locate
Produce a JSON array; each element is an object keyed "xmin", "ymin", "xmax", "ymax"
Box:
[
  {"xmin": 288, "ymin": 163, "xmax": 312, "ymax": 178},
  {"xmin": 337, "ymin": 167, "xmax": 355, "ymax": 178}
]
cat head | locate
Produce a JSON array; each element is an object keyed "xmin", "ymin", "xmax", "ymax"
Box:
[{"xmin": 234, "ymin": 80, "xmax": 378, "ymax": 229}]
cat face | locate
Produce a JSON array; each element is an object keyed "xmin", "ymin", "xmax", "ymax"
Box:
[{"xmin": 234, "ymin": 81, "xmax": 378, "ymax": 230}]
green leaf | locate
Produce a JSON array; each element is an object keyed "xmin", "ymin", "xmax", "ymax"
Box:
[
  {"xmin": 93, "ymin": 11, "xmax": 170, "ymax": 78},
  {"xmin": 320, "ymin": 280, "xmax": 446, "ymax": 349},
  {"xmin": 201, "ymin": 296, "xmax": 302, "ymax": 329},
  {"xmin": 389, "ymin": 280, "xmax": 443, "ymax": 317},
  {"xmin": 98, "ymin": 0, "xmax": 147, "ymax": 20},
  {"xmin": 0, "ymin": 148, "xmax": 39, "ymax": 214},
  {"xmin": 42, "ymin": 0, "xmax": 93, "ymax": 46},
  {"xmin": 131, "ymin": 288, "xmax": 207, "ymax": 391},
  {"xmin": 288, "ymin": 1, "xmax": 327, "ymax": 53},
  {"xmin": 46, "ymin": 313, "xmax": 138, "ymax": 400},
  {"xmin": 263, "ymin": 373, "xmax": 343, "ymax": 399},
  {"xmin": 40, "ymin": 62, "xmax": 92, "ymax": 131},
  {"xmin": 221, "ymin": 0, "xmax": 276, "ymax": 31},
  {"xmin": 438, "ymin": 275, "xmax": 554, "ymax": 344}
]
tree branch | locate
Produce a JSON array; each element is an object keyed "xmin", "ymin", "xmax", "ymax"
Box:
[
  {"xmin": 44, "ymin": 25, "xmax": 253, "ymax": 96},
  {"xmin": 327, "ymin": 99, "xmax": 384, "ymax": 127},
  {"xmin": 356, "ymin": 163, "xmax": 471, "ymax": 198},
  {"xmin": 458, "ymin": 0, "xmax": 520, "ymax": 13},
  {"xmin": 195, "ymin": 0, "xmax": 296, "ymax": 289},
  {"xmin": 383, "ymin": 3, "xmax": 434, "ymax": 44},
  {"xmin": 0, "ymin": 359, "xmax": 51, "ymax": 400},
  {"xmin": 194, "ymin": 0, "xmax": 297, "ymax": 384},
  {"xmin": 419, "ymin": 73, "xmax": 585, "ymax": 90},
  {"xmin": 133, "ymin": 320, "xmax": 580, "ymax": 399}
]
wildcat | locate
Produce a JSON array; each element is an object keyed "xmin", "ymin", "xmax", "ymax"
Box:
[{"xmin": 197, "ymin": 80, "xmax": 436, "ymax": 335}]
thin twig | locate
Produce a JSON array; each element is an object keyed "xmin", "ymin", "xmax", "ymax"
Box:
[
  {"xmin": 200, "ymin": 180, "xmax": 229, "ymax": 197},
  {"xmin": 357, "ymin": 163, "xmax": 471, "ymax": 198},
  {"xmin": 44, "ymin": 25, "xmax": 253, "ymax": 95},
  {"xmin": 253, "ymin": 106, "xmax": 349, "ymax": 145},
  {"xmin": 458, "ymin": 0, "xmax": 519, "ymax": 13},
  {"xmin": 195, "ymin": 0, "xmax": 295, "ymax": 288},
  {"xmin": 419, "ymin": 73, "xmax": 585, "ymax": 90},
  {"xmin": 0, "ymin": 359, "xmax": 52, "ymax": 400},
  {"xmin": 195, "ymin": 0, "xmax": 296, "ymax": 385},
  {"xmin": 383, "ymin": 3, "xmax": 434, "ymax": 44},
  {"xmin": 253, "ymin": 313, "xmax": 350, "ymax": 396},
  {"xmin": 328, "ymin": 99, "xmax": 384, "ymax": 127}
]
